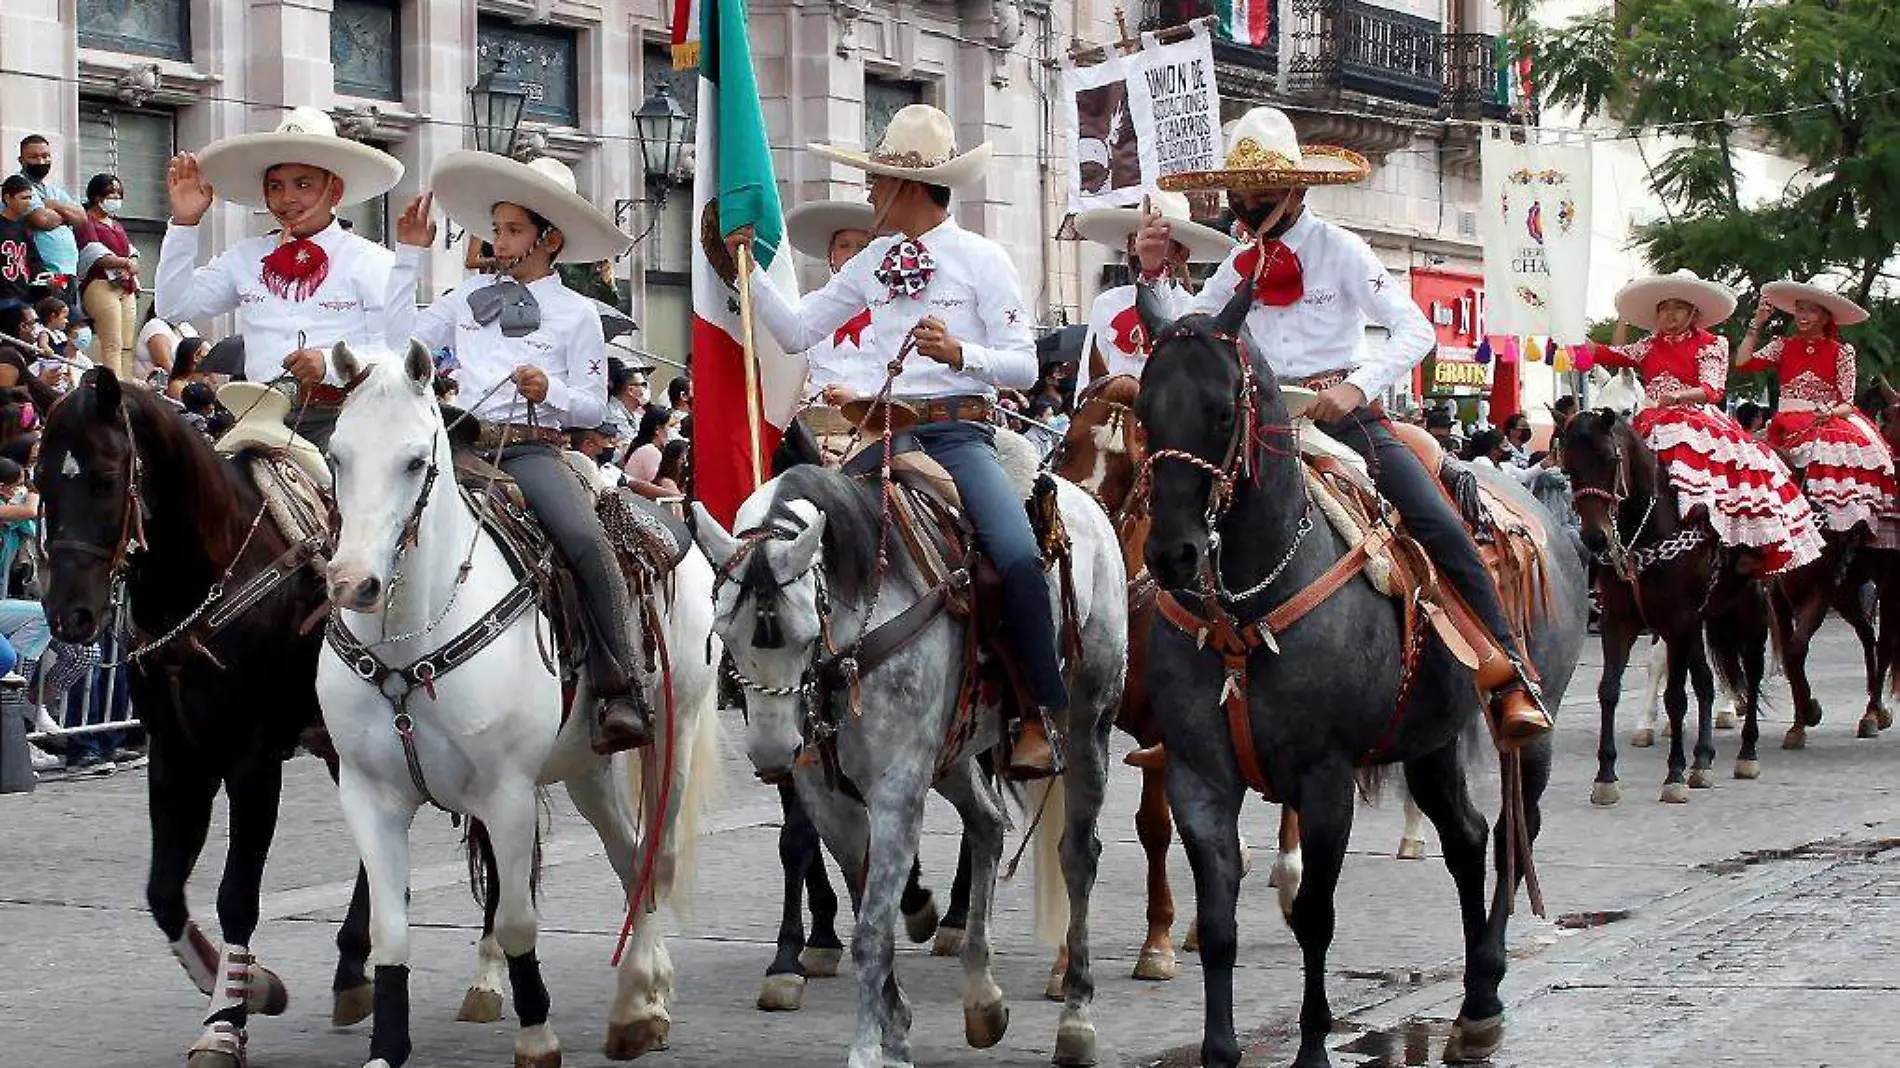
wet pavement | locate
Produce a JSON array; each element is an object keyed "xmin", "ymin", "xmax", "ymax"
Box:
[{"xmin": 3, "ymin": 619, "xmax": 1897, "ymax": 1067}]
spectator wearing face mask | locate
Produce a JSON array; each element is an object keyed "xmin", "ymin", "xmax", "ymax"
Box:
[
  {"xmin": 1500, "ymin": 412, "xmax": 1535, "ymax": 466},
  {"xmin": 14, "ymin": 136, "xmax": 83, "ymax": 309},
  {"xmin": 73, "ymin": 172, "xmax": 141, "ymax": 380}
]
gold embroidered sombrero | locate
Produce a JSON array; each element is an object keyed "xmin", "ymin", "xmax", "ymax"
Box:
[{"xmin": 1160, "ymin": 106, "xmax": 1370, "ymax": 192}]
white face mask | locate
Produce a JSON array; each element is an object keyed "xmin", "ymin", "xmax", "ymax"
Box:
[
  {"xmin": 73, "ymin": 328, "xmax": 93, "ymax": 350},
  {"xmin": 100, "ymin": 198, "xmax": 125, "ymax": 216}
]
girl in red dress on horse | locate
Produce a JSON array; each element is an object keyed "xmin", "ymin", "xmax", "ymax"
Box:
[
  {"xmin": 1590, "ymin": 269, "xmax": 1825, "ymax": 575},
  {"xmin": 1733, "ymin": 279, "xmax": 1897, "ymax": 541}
]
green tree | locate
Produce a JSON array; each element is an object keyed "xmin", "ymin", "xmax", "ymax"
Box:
[{"xmin": 1505, "ymin": 0, "xmax": 1900, "ymax": 392}]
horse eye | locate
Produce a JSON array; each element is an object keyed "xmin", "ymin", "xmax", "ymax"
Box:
[{"xmin": 406, "ymin": 457, "xmax": 426, "ymax": 474}]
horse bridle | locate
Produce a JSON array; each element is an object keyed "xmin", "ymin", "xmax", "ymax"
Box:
[
  {"xmin": 45, "ymin": 404, "xmax": 148, "ymax": 578},
  {"xmin": 711, "ymin": 524, "xmax": 843, "ymax": 757}
]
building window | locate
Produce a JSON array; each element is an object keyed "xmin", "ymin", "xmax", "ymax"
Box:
[
  {"xmin": 78, "ymin": 0, "xmax": 191, "ymax": 62},
  {"xmin": 332, "ymin": 0, "xmax": 402, "ymax": 102},
  {"xmin": 864, "ymin": 77, "xmax": 926, "ymax": 149},
  {"xmin": 78, "ymin": 102, "xmax": 176, "ymax": 319},
  {"xmin": 337, "ymin": 151, "xmax": 392, "ymax": 246},
  {"xmin": 477, "ymin": 18, "xmax": 581, "ymax": 126}
]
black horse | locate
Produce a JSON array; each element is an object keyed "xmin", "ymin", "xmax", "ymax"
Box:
[
  {"xmin": 37, "ymin": 370, "xmax": 384, "ymax": 1065},
  {"xmin": 1132, "ymin": 285, "xmax": 1586, "ymax": 1068}
]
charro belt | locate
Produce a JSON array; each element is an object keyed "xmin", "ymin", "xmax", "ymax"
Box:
[
  {"xmin": 911, "ymin": 395, "xmax": 994, "ymax": 425},
  {"xmin": 473, "ymin": 421, "xmax": 568, "ymax": 453}
]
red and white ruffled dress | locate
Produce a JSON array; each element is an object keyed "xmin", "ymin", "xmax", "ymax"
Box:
[
  {"xmin": 1591, "ymin": 330, "xmax": 1825, "ymax": 574},
  {"xmin": 1735, "ymin": 335, "xmax": 1897, "ymax": 538}
]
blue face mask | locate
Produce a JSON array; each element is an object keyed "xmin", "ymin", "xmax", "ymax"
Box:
[{"xmin": 73, "ymin": 328, "xmax": 94, "ymax": 351}]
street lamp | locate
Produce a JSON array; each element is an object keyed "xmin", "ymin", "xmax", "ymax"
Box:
[
  {"xmin": 632, "ymin": 82, "xmax": 691, "ymax": 208},
  {"xmin": 468, "ymin": 59, "xmax": 529, "ymax": 156}
]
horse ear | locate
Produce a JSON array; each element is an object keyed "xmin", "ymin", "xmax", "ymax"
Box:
[
  {"xmin": 404, "ymin": 341, "xmax": 433, "ymax": 392},
  {"xmin": 332, "ymin": 341, "xmax": 362, "ymax": 384},
  {"xmin": 1214, "ymin": 275, "xmax": 1253, "ymax": 336},
  {"xmin": 87, "ymin": 366, "xmax": 121, "ymax": 419},
  {"xmin": 1135, "ymin": 282, "xmax": 1170, "ymax": 349},
  {"xmin": 785, "ymin": 513, "xmax": 826, "ymax": 572},
  {"xmin": 689, "ymin": 501, "xmax": 740, "ymax": 567}
]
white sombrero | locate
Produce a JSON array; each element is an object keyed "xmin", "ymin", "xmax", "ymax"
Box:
[
  {"xmin": 810, "ymin": 104, "xmax": 992, "ymax": 189},
  {"xmin": 1161, "ymin": 106, "xmax": 1370, "ymax": 193},
  {"xmin": 1615, "ymin": 269, "xmax": 1738, "ymax": 331},
  {"xmin": 1761, "ymin": 278, "xmax": 1869, "ymax": 326},
  {"xmin": 198, "ymin": 106, "xmax": 404, "ymax": 211},
  {"xmin": 785, "ymin": 201, "xmax": 877, "ymax": 260},
  {"xmin": 213, "ymin": 382, "xmax": 332, "ymax": 488},
  {"xmin": 431, "ymin": 151, "xmax": 632, "ymax": 264},
  {"xmin": 1073, "ymin": 189, "xmax": 1235, "ymax": 264}
]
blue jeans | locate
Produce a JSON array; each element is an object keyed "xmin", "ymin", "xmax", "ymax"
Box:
[
  {"xmin": 0, "ymin": 599, "xmax": 114, "ymax": 761},
  {"xmin": 911, "ymin": 421, "xmax": 1069, "ymax": 710}
]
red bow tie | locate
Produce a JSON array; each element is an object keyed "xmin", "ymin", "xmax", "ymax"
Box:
[
  {"xmin": 260, "ymin": 238, "xmax": 330, "ymax": 302},
  {"xmin": 1233, "ymin": 239, "xmax": 1303, "ymax": 307},
  {"xmin": 834, "ymin": 307, "xmax": 872, "ymax": 349},
  {"xmin": 1108, "ymin": 303, "xmax": 1149, "ymax": 356}
]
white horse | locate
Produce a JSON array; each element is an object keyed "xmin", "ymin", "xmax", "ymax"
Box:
[
  {"xmin": 318, "ymin": 341, "xmax": 721, "ymax": 1068},
  {"xmin": 694, "ymin": 455, "xmax": 1128, "ymax": 1068}
]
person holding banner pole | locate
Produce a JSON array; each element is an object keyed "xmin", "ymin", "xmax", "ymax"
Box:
[{"xmin": 1136, "ymin": 104, "xmax": 1552, "ymax": 744}]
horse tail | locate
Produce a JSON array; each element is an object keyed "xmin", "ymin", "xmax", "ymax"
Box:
[
  {"xmin": 1029, "ymin": 775, "xmax": 1070, "ymax": 948},
  {"xmin": 1761, "ymin": 587, "xmax": 1789, "ymax": 681},
  {"xmin": 1704, "ymin": 602, "xmax": 1760, "ymax": 717},
  {"xmin": 661, "ymin": 676, "xmax": 725, "ymax": 921}
]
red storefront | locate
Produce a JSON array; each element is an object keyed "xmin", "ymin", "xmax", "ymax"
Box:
[{"xmin": 1408, "ymin": 268, "xmax": 1517, "ymax": 422}]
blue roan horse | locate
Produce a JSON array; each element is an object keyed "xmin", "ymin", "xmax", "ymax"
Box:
[{"xmin": 1132, "ymin": 282, "xmax": 1588, "ymax": 1068}]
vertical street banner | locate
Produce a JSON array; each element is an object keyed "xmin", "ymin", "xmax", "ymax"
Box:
[
  {"xmin": 1060, "ymin": 22, "xmax": 1224, "ymax": 213},
  {"xmin": 1480, "ymin": 128, "xmax": 1592, "ymax": 342},
  {"xmin": 676, "ymin": 0, "xmax": 806, "ymax": 527}
]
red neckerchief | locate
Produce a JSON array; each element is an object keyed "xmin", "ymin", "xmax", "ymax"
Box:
[
  {"xmin": 260, "ymin": 237, "xmax": 330, "ymax": 301},
  {"xmin": 1108, "ymin": 302, "xmax": 1149, "ymax": 355},
  {"xmin": 1233, "ymin": 238, "xmax": 1303, "ymax": 307},
  {"xmin": 834, "ymin": 307, "xmax": 872, "ymax": 348}
]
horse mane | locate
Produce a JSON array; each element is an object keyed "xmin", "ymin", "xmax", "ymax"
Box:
[{"xmin": 756, "ymin": 465, "xmax": 886, "ymax": 606}]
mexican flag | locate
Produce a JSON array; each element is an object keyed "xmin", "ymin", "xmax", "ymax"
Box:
[
  {"xmin": 676, "ymin": 0, "xmax": 806, "ymax": 528},
  {"xmin": 1216, "ymin": 0, "xmax": 1270, "ymax": 48}
]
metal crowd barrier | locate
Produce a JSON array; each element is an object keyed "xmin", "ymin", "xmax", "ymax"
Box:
[{"xmin": 1, "ymin": 608, "xmax": 139, "ymax": 792}]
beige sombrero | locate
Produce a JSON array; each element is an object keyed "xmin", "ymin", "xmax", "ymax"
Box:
[
  {"xmin": 198, "ymin": 106, "xmax": 404, "ymax": 211},
  {"xmin": 1615, "ymin": 269, "xmax": 1737, "ymax": 331},
  {"xmin": 1761, "ymin": 278, "xmax": 1869, "ymax": 326},
  {"xmin": 785, "ymin": 201, "xmax": 877, "ymax": 260},
  {"xmin": 1160, "ymin": 106, "xmax": 1370, "ymax": 192},
  {"xmin": 431, "ymin": 151, "xmax": 632, "ymax": 264},
  {"xmin": 1074, "ymin": 189, "xmax": 1235, "ymax": 263},
  {"xmin": 810, "ymin": 104, "xmax": 993, "ymax": 189},
  {"xmin": 213, "ymin": 382, "xmax": 332, "ymax": 488}
]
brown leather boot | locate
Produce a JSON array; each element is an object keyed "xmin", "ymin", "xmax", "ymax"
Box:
[
  {"xmin": 592, "ymin": 692, "xmax": 654, "ymax": 755},
  {"xmin": 1006, "ymin": 716, "xmax": 1061, "ymax": 781},
  {"xmin": 1491, "ymin": 684, "xmax": 1552, "ymax": 748},
  {"xmin": 1123, "ymin": 743, "xmax": 1167, "ymax": 770}
]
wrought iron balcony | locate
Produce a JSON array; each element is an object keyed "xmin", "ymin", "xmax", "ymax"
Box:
[
  {"xmin": 1136, "ymin": 0, "xmax": 1278, "ymax": 69},
  {"xmin": 1443, "ymin": 32, "xmax": 1515, "ymax": 122},
  {"xmin": 1286, "ymin": 0, "xmax": 1442, "ymax": 109}
]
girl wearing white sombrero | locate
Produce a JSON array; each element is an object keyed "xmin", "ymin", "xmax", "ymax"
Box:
[
  {"xmin": 1134, "ymin": 105, "xmax": 1552, "ymax": 744},
  {"xmin": 1732, "ymin": 279, "xmax": 1896, "ymax": 539},
  {"xmin": 727, "ymin": 103, "xmax": 1066, "ymax": 780},
  {"xmin": 1589, "ymin": 269, "xmax": 1824, "ymax": 574},
  {"xmin": 383, "ymin": 150, "xmax": 652, "ymax": 756},
  {"xmin": 156, "ymin": 106, "xmax": 404, "ymax": 449},
  {"xmin": 1073, "ymin": 189, "xmax": 1233, "ymax": 396}
]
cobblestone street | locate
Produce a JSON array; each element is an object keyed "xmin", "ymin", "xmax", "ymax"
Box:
[{"xmin": 3, "ymin": 621, "xmax": 1896, "ymax": 1067}]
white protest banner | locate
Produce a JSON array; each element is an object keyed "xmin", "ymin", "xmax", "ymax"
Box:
[
  {"xmin": 1480, "ymin": 128, "xmax": 1593, "ymax": 343},
  {"xmin": 1062, "ymin": 22, "xmax": 1223, "ymax": 213}
]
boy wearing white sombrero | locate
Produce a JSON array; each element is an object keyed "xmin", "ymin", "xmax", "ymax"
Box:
[
  {"xmin": 728, "ymin": 104, "xmax": 1065, "ymax": 779},
  {"xmin": 782, "ymin": 199, "xmax": 879, "ymax": 408},
  {"xmin": 1073, "ymin": 188, "xmax": 1233, "ymax": 396},
  {"xmin": 384, "ymin": 151, "xmax": 651, "ymax": 755},
  {"xmin": 1137, "ymin": 105, "xmax": 1551, "ymax": 744},
  {"xmin": 156, "ymin": 106, "xmax": 405, "ymax": 450}
]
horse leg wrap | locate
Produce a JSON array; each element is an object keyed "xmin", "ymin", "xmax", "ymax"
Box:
[
  {"xmin": 508, "ymin": 950, "xmax": 553, "ymax": 1028},
  {"xmin": 370, "ymin": 965, "xmax": 413, "ymax": 1068},
  {"xmin": 203, "ymin": 944, "xmax": 252, "ymax": 1028},
  {"xmin": 170, "ymin": 922, "xmax": 219, "ymax": 996}
]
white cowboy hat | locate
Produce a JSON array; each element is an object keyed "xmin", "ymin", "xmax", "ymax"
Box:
[
  {"xmin": 198, "ymin": 106, "xmax": 404, "ymax": 211},
  {"xmin": 1161, "ymin": 106, "xmax": 1370, "ymax": 193},
  {"xmin": 810, "ymin": 104, "xmax": 993, "ymax": 189},
  {"xmin": 1615, "ymin": 268, "xmax": 1738, "ymax": 331},
  {"xmin": 213, "ymin": 382, "xmax": 332, "ymax": 488},
  {"xmin": 1073, "ymin": 189, "xmax": 1235, "ymax": 264},
  {"xmin": 1761, "ymin": 278, "xmax": 1869, "ymax": 326},
  {"xmin": 785, "ymin": 201, "xmax": 877, "ymax": 260},
  {"xmin": 431, "ymin": 151, "xmax": 631, "ymax": 264}
]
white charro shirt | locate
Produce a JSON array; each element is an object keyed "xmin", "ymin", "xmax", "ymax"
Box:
[
  {"xmin": 801, "ymin": 303, "xmax": 880, "ymax": 397},
  {"xmin": 749, "ymin": 216, "xmax": 1038, "ymax": 400},
  {"xmin": 386, "ymin": 249, "xmax": 607, "ymax": 429},
  {"xmin": 1165, "ymin": 210, "xmax": 1434, "ymax": 399},
  {"xmin": 1075, "ymin": 282, "xmax": 1187, "ymax": 395},
  {"xmin": 155, "ymin": 217, "xmax": 397, "ymax": 385}
]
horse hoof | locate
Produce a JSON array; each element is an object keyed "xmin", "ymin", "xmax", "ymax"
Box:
[
  {"xmin": 1688, "ymin": 768, "xmax": 1715, "ymax": 790},
  {"xmin": 1878, "ymin": 707, "xmax": 1894, "ymax": 731},
  {"xmin": 187, "ymin": 1022, "xmax": 245, "ymax": 1068},
  {"xmin": 1660, "ymin": 782, "xmax": 1690, "ymax": 804},
  {"xmin": 1045, "ymin": 964, "xmax": 1066, "ymax": 1002},
  {"xmin": 931, "ymin": 925, "xmax": 965, "ymax": 957},
  {"xmin": 1054, "ymin": 1016, "xmax": 1099, "ymax": 1066},
  {"xmin": 515, "ymin": 1049, "xmax": 562, "ymax": 1068},
  {"xmin": 798, "ymin": 945, "xmax": 843, "ymax": 977},
  {"xmin": 1442, "ymin": 1014, "xmax": 1504, "ymax": 1064},
  {"xmin": 1859, "ymin": 715, "xmax": 1883, "ymax": 740},
  {"xmin": 1630, "ymin": 728, "xmax": 1655, "ymax": 748},
  {"xmin": 1716, "ymin": 708, "xmax": 1739, "ymax": 730},
  {"xmin": 1783, "ymin": 727, "xmax": 1807, "ymax": 750},
  {"xmin": 1132, "ymin": 945, "xmax": 1177, "ymax": 981},
  {"xmin": 1805, "ymin": 699, "xmax": 1825, "ymax": 727},
  {"xmin": 1183, "ymin": 919, "xmax": 1199, "ymax": 953},
  {"xmin": 333, "ymin": 981, "xmax": 374, "ymax": 1027},
  {"xmin": 964, "ymin": 999, "xmax": 1010, "ymax": 1048},
  {"xmin": 1734, "ymin": 759, "xmax": 1761, "ymax": 780},
  {"xmin": 604, "ymin": 1016, "xmax": 670, "ymax": 1060},
  {"xmin": 249, "ymin": 965, "xmax": 290, "ymax": 1017},
  {"xmin": 186, "ymin": 1052, "xmax": 242, "ymax": 1068},
  {"xmin": 756, "ymin": 973, "xmax": 806, "ymax": 1012},
  {"xmin": 457, "ymin": 986, "xmax": 505, "ymax": 1023},
  {"xmin": 1590, "ymin": 781, "xmax": 1622, "ymax": 807},
  {"xmin": 903, "ymin": 897, "xmax": 940, "ymax": 944},
  {"xmin": 1396, "ymin": 836, "xmax": 1426, "ymax": 861}
]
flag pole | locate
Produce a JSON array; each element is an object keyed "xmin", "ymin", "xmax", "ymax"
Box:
[{"xmin": 734, "ymin": 242, "xmax": 767, "ymax": 489}]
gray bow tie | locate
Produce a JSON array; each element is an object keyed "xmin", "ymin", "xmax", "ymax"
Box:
[{"xmin": 468, "ymin": 279, "xmax": 541, "ymax": 338}]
